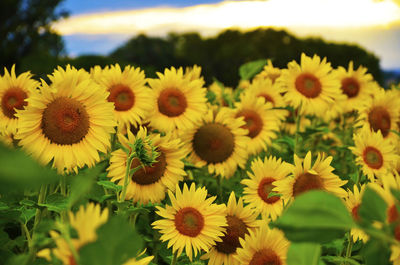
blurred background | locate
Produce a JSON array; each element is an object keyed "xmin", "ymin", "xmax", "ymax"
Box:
[{"xmin": 1, "ymin": 0, "xmax": 399, "ymax": 87}]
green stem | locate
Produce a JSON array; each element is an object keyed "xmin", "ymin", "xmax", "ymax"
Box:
[
  {"xmin": 20, "ymin": 222, "xmax": 32, "ymax": 252},
  {"xmin": 33, "ymin": 184, "xmax": 48, "ymax": 232},
  {"xmin": 60, "ymin": 175, "xmax": 68, "ymax": 221},
  {"xmin": 119, "ymin": 153, "xmax": 136, "ymax": 202},
  {"xmin": 344, "ymin": 233, "xmax": 354, "ymax": 265},
  {"xmin": 170, "ymin": 251, "xmax": 178, "ymax": 265},
  {"xmin": 216, "ymin": 174, "xmax": 223, "ymax": 203}
]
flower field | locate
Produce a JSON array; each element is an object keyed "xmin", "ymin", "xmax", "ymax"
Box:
[{"xmin": 1, "ymin": 53, "xmax": 400, "ymax": 265}]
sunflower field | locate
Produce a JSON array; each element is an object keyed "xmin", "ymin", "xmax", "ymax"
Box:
[{"xmin": 0, "ymin": 53, "xmax": 399, "ymax": 265}]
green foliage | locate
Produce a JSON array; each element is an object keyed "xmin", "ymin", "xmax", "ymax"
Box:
[
  {"xmin": 359, "ymin": 186, "xmax": 387, "ymax": 223},
  {"xmin": 273, "ymin": 191, "xmax": 355, "ymax": 243},
  {"xmin": 287, "ymin": 243, "xmax": 322, "ymax": 265},
  {"xmin": 238, "ymin": 59, "xmax": 267, "ymax": 80}
]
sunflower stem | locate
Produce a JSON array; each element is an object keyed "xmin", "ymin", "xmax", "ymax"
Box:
[
  {"xmin": 20, "ymin": 221, "xmax": 32, "ymax": 252},
  {"xmin": 170, "ymin": 251, "xmax": 178, "ymax": 265},
  {"xmin": 119, "ymin": 153, "xmax": 136, "ymax": 202},
  {"xmin": 343, "ymin": 233, "xmax": 354, "ymax": 265},
  {"xmin": 216, "ymin": 174, "xmax": 223, "ymax": 203},
  {"xmin": 60, "ymin": 175, "xmax": 68, "ymax": 222}
]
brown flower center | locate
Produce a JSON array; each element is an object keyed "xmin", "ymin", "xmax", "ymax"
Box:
[
  {"xmin": 362, "ymin": 146, "xmax": 383, "ymax": 169},
  {"xmin": 41, "ymin": 97, "xmax": 89, "ymax": 145},
  {"xmin": 108, "ymin": 84, "xmax": 135, "ymax": 111},
  {"xmin": 351, "ymin": 204, "xmax": 360, "ymax": 221},
  {"xmin": 388, "ymin": 204, "xmax": 399, "ymax": 223},
  {"xmin": 69, "ymin": 255, "xmax": 78, "ymax": 265},
  {"xmin": 130, "ymin": 152, "xmax": 166, "ymax": 185},
  {"xmin": 1, "ymin": 87, "xmax": 28, "ymax": 119},
  {"xmin": 295, "ymin": 73, "xmax": 322, "ymax": 98},
  {"xmin": 157, "ymin": 88, "xmax": 187, "ymax": 117},
  {"xmin": 293, "ymin": 172, "xmax": 323, "ymax": 197},
  {"xmin": 174, "ymin": 207, "xmax": 204, "ymax": 237},
  {"xmin": 257, "ymin": 93, "xmax": 275, "ymax": 106},
  {"xmin": 215, "ymin": 215, "xmax": 248, "ymax": 254},
  {"xmin": 395, "ymin": 225, "xmax": 400, "ymax": 241},
  {"xmin": 192, "ymin": 123, "xmax": 234, "ymax": 163},
  {"xmin": 236, "ymin": 109, "xmax": 263, "ymax": 138},
  {"xmin": 249, "ymin": 249, "xmax": 282, "ymax": 265},
  {"xmin": 368, "ymin": 106, "xmax": 391, "ymax": 137},
  {"xmin": 341, "ymin": 77, "xmax": 360, "ymax": 98},
  {"xmin": 257, "ymin": 177, "xmax": 280, "ymax": 204}
]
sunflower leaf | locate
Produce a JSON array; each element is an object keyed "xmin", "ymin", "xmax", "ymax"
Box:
[
  {"xmin": 287, "ymin": 242, "xmax": 322, "ymax": 265},
  {"xmin": 359, "ymin": 186, "xmax": 387, "ymax": 223},
  {"xmin": 239, "ymin": 59, "xmax": 267, "ymax": 80}
]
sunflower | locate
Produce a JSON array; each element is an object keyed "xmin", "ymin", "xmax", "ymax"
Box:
[
  {"xmin": 37, "ymin": 203, "xmax": 108, "ymax": 265},
  {"xmin": 253, "ymin": 59, "xmax": 282, "ymax": 84},
  {"xmin": 184, "ymin": 64, "xmax": 205, "ymax": 84},
  {"xmin": 181, "ymin": 107, "xmax": 249, "ymax": 179},
  {"xmin": 15, "ymin": 65, "xmax": 116, "ymax": 174},
  {"xmin": 235, "ymin": 222, "xmax": 290, "ymax": 265},
  {"xmin": 273, "ymin": 151, "xmax": 347, "ymax": 201},
  {"xmin": 350, "ymin": 126, "xmax": 398, "ymax": 181},
  {"xmin": 282, "ymin": 108, "xmax": 311, "ymax": 135},
  {"xmin": 0, "ymin": 65, "xmax": 38, "ymax": 134},
  {"xmin": 234, "ymin": 93, "xmax": 286, "ymax": 155},
  {"xmin": 277, "ymin": 53, "xmax": 342, "ymax": 116},
  {"xmin": 201, "ymin": 192, "xmax": 258, "ymax": 265},
  {"xmin": 238, "ymin": 80, "xmax": 250, "ymax": 90},
  {"xmin": 344, "ymin": 185, "xmax": 369, "ymax": 242},
  {"xmin": 123, "ymin": 250, "xmax": 154, "ymax": 265},
  {"xmin": 245, "ymin": 78, "xmax": 286, "ymax": 108},
  {"xmin": 242, "ymin": 156, "xmax": 293, "ymax": 220},
  {"xmin": 152, "ymin": 183, "xmax": 227, "ymax": 261},
  {"xmin": 356, "ymin": 88, "xmax": 400, "ymax": 142},
  {"xmin": 147, "ymin": 67, "xmax": 207, "ymax": 133},
  {"xmin": 107, "ymin": 127, "xmax": 187, "ymax": 204},
  {"xmin": 334, "ymin": 61, "xmax": 376, "ymax": 112},
  {"xmin": 208, "ymin": 82, "xmax": 233, "ymax": 107}
]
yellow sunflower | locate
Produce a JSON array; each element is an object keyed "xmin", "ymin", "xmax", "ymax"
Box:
[
  {"xmin": 334, "ymin": 61, "xmax": 377, "ymax": 113},
  {"xmin": 242, "ymin": 156, "xmax": 293, "ymax": 220},
  {"xmin": 356, "ymin": 88, "xmax": 400, "ymax": 142},
  {"xmin": 245, "ymin": 78, "xmax": 286, "ymax": 108},
  {"xmin": 344, "ymin": 185, "xmax": 369, "ymax": 242},
  {"xmin": 37, "ymin": 203, "xmax": 108, "ymax": 265},
  {"xmin": 234, "ymin": 93, "xmax": 287, "ymax": 155},
  {"xmin": 123, "ymin": 250, "xmax": 154, "ymax": 265},
  {"xmin": 350, "ymin": 126, "xmax": 398, "ymax": 181},
  {"xmin": 15, "ymin": 65, "xmax": 116, "ymax": 174},
  {"xmin": 107, "ymin": 127, "xmax": 187, "ymax": 204},
  {"xmin": 152, "ymin": 183, "xmax": 227, "ymax": 261},
  {"xmin": 277, "ymin": 53, "xmax": 342, "ymax": 116},
  {"xmin": 273, "ymin": 151, "xmax": 347, "ymax": 201},
  {"xmin": 235, "ymin": 222, "xmax": 290, "ymax": 265},
  {"xmin": 181, "ymin": 107, "xmax": 249, "ymax": 179},
  {"xmin": 0, "ymin": 65, "xmax": 38, "ymax": 134},
  {"xmin": 147, "ymin": 67, "xmax": 207, "ymax": 133},
  {"xmin": 253, "ymin": 59, "xmax": 282, "ymax": 84},
  {"xmin": 201, "ymin": 192, "xmax": 258, "ymax": 265},
  {"xmin": 92, "ymin": 64, "xmax": 153, "ymax": 128},
  {"xmin": 238, "ymin": 80, "xmax": 250, "ymax": 90},
  {"xmin": 208, "ymin": 82, "xmax": 233, "ymax": 107},
  {"xmin": 184, "ymin": 64, "xmax": 205, "ymax": 84}
]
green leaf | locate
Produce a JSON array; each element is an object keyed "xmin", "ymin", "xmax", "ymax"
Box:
[
  {"xmin": 362, "ymin": 239, "xmax": 391, "ymax": 265},
  {"xmin": 273, "ymin": 191, "xmax": 355, "ymax": 243},
  {"xmin": 239, "ymin": 59, "xmax": 267, "ymax": 80},
  {"xmin": 0, "ymin": 201, "xmax": 9, "ymax": 210},
  {"xmin": 79, "ymin": 216, "xmax": 144, "ymax": 265},
  {"xmin": 359, "ymin": 186, "xmax": 387, "ymax": 223},
  {"xmin": 38, "ymin": 193, "xmax": 68, "ymax": 213},
  {"xmin": 18, "ymin": 206, "xmax": 36, "ymax": 224},
  {"xmin": 287, "ymin": 243, "xmax": 321, "ymax": 265},
  {"xmin": 321, "ymin": 256, "xmax": 361, "ymax": 265},
  {"xmin": 274, "ymin": 136, "xmax": 295, "ymax": 150},
  {"xmin": 97, "ymin": 181, "xmax": 122, "ymax": 192}
]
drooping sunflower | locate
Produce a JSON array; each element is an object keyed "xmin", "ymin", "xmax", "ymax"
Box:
[
  {"xmin": 241, "ymin": 156, "xmax": 293, "ymax": 220},
  {"xmin": 245, "ymin": 78, "xmax": 286, "ymax": 108},
  {"xmin": 147, "ymin": 67, "xmax": 207, "ymax": 133},
  {"xmin": 152, "ymin": 183, "xmax": 227, "ymax": 261},
  {"xmin": 273, "ymin": 151, "xmax": 347, "ymax": 201},
  {"xmin": 107, "ymin": 127, "xmax": 187, "ymax": 204},
  {"xmin": 277, "ymin": 53, "xmax": 342, "ymax": 116},
  {"xmin": 37, "ymin": 203, "xmax": 109, "ymax": 265},
  {"xmin": 181, "ymin": 107, "xmax": 249, "ymax": 179},
  {"xmin": 15, "ymin": 65, "xmax": 116, "ymax": 174},
  {"xmin": 234, "ymin": 93, "xmax": 286, "ymax": 155},
  {"xmin": 92, "ymin": 64, "xmax": 153, "ymax": 128},
  {"xmin": 235, "ymin": 222, "xmax": 290, "ymax": 265},
  {"xmin": 208, "ymin": 82, "xmax": 233, "ymax": 107},
  {"xmin": 253, "ymin": 59, "xmax": 282, "ymax": 84},
  {"xmin": 334, "ymin": 61, "xmax": 376, "ymax": 112},
  {"xmin": 201, "ymin": 192, "xmax": 258, "ymax": 265},
  {"xmin": 350, "ymin": 126, "xmax": 398, "ymax": 181},
  {"xmin": 356, "ymin": 88, "xmax": 400, "ymax": 142},
  {"xmin": 344, "ymin": 185, "xmax": 369, "ymax": 242},
  {"xmin": 0, "ymin": 65, "xmax": 39, "ymax": 134}
]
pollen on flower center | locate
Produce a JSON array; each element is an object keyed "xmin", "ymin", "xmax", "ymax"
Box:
[
  {"xmin": 368, "ymin": 106, "xmax": 391, "ymax": 137},
  {"xmin": 215, "ymin": 215, "xmax": 248, "ymax": 254},
  {"xmin": 192, "ymin": 123, "xmax": 234, "ymax": 163},
  {"xmin": 295, "ymin": 73, "xmax": 322, "ymax": 98},
  {"xmin": 362, "ymin": 146, "xmax": 383, "ymax": 169},
  {"xmin": 293, "ymin": 172, "xmax": 323, "ymax": 197},
  {"xmin": 41, "ymin": 97, "xmax": 90, "ymax": 145},
  {"xmin": 236, "ymin": 109, "xmax": 263, "ymax": 138},
  {"xmin": 108, "ymin": 84, "xmax": 135, "ymax": 111},
  {"xmin": 341, "ymin": 77, "xmax": 360, "ymax": 98},
  {"xmin": 1, "ymin": 87, "xmax": 28, "ymax": 118},
  {"xmin": 249, "ymin": 249, "xmax": 282, "ymax": 265},
  {"xmin": 174, "ymin": 207, "xmax": 205, "ymax": 237},
  {"xmin": 130, "ymin": 152, "xmax": 167, "ymax": 185},
  {"xmin": 157, "ymin": 88, "xmax": 188, "ymax": 117},
  {"xmin": 257, "ymin": 177, "xmax": 280, "ymax": 204}
]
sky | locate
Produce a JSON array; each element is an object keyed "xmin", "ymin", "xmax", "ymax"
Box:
[{"xmin": 55, "ymin": 0, "xmax": 400, "ymax": 70}]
